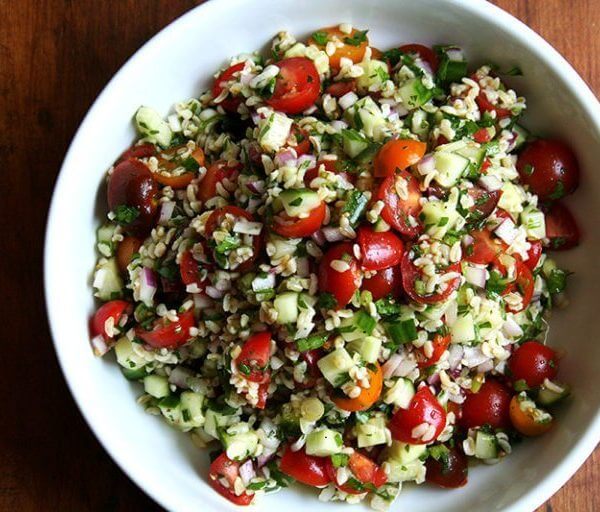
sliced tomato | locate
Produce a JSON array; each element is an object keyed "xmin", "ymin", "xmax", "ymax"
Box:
[
  {"xmin": 502, "ymin": 261, "xmax": 534, "ymax": 313},
  {"xmin": 416, "ymin": 333, "xmax": 450, "ymax": 368},
  {"xmin": 401, "ymin": 251, "xmax": 460, "ymax": 305},
  {"xmin": 544, "ymin": 202, "xmax": 580, "ymax": 250},
  {"xmin": 208, "ymin": 453, "xmax": 253, "ymax": 506},
  {"xmin": 271, "ymin": 201, "xmax": 326, "ymax": 238},
  {"xmin": 508, "ymin": 340, "xmax": 558, "ymax": 388},
  {"xmin": 135, "ymin": 310, "xmax": 195, "ymax": 349},
  {"xmin": 425, "ymin": 446, "xmax": 468, "ymax": 488},
  {"xmin": 377, "ymin": 170, "xmax": 423, "ymax": 238},
  {"xmin": 473, "ymin": 127, "xmax": 493, "ymax": 143},
  {"xmin": 480, "ymin": 158, "xmax": 492, "ymax": 174},
  {"xmin": 92, "ymin": 300, "xmax": 130, "ymax": 339},
  {"xmin": 318, "ymin": 243, "xmax": 361, "ymax": 307},
  {"xmin": 331, "ymin": 362, "xmax": 383, "ymax": 412},
  {"xmin": 197, "ymin": 160, "xmax": 241, "ymax": 203},
  {"xmin": 308, "ymin": 27, "xmax": 368, "ymax": 69},
  {"xmin": 398, "ymin": 44, "xmax": 439, "ymax": 72},
  {"xmin": 266, "ymin": 57, "xmax": 321, "ymax": 114},
  {"xmin": 179, "ymin": 249, "xmax": 209, "ymax": 290},
  {"xmin": 374, "ymin": 139, "xmax": 427, "ymax": 178},
  {"xmin": 289, "ymin": 125, "xmax": 311, "ymax": 156},
  {"xmin": 460, "ymin": 378, "xmax": 512, "ymax": 430},
  {"xmin": 212, "ymin": 62, "xmax": 245, "ymax": 113},
  {"xmin": 523, "ymin": 241, "xmax": 543, "ymax": 271},
  {"xmin": 357, "ymin": 226, "xmax": 405, "ymax": 271},
  {"xmin": 475, "ymin": 89, "xmax": 512, "ymax": 119},
  {"xmin": 279, "ymin": 445, "xmax": 331, "ymax": 487},
  {"xmin": 325, "ymin": 80, "xmax": 356, "ymax": 98},
  {"xmin": 154, "ymin": 147, "xmax": 205, "ymax": 189},
  {"xmin": 509, "ymin": 395, "xmax": 553, "ymax": 436},
  {"xmin": 389, "ymin": 387, "xmax": 446, "ymax": 444},
  {"xmin": 465, "ymin": 188, "xmax": 501, "ymax": 224},
  {"xmin": 464, "ymin": 229, "xmax": 506, "ymax": 265},
  {"xmin": 235, "ymin": 331, "xmax": 272, "ymax": 383},
  {"xmin": 116, "ymin": 236, "xmax": 142, "ymax": 274},
  {"xmin": 117, "ymin": 143, "xmax": 156, "ymax": 163},
  {"xmin": 361, "ymin": 265, "xmax": 402, "ymax": 301},
  {"xmin": 325, "ymin": 451, "xmax": 387, "ymax": 494}
]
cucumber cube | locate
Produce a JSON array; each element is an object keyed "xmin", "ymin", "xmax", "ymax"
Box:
[
  {"xmin": 223, "ymin": 431, "xmax": 259, "ymax": 460},
  {"xmin": 474, "ymin": 430, "xmax": 498, "ymax": 460},
  {"xmin": 317, "ymin": 348, "xmax": 355, "ymax": 386},
  {"xmin": 180, "ymin": 391, "xmax": 205, "ymax": 428},
  {"xmin": 135, "ymin": 106, "xmax": 173, "ymax": 148},
  {"xmin": 356, "ymin": 416, "xmax": 387, "ymax": 448},
  {"xmin": 385, "ymin": 459, "xmax": 425, "ymax": 483},
  {"xmin": 433, "ymin": 151, "xmax": 469, "ymax": 187},
  {"xmin": 387, "ymin": 441, "xmax": 427, "ymax": 465},
  {"xmin": 348, "ymin": 336, "xmax": 381, "ymax": 364},
  {"xmin": 383, "ymin": 378, "xmax": 415, "ymax": 409},
  {"xmin": 144, "ymin": 374, "xmax": 170, "ymax": 399},
  {"xmin": 114, "ymin": 337, "xmax": 146, "ymax": 371},
  {"xmin": 274, "ymin": 292, "xmax": 299, "ymax": 324},
  {"xmin": 421, "ymin": 200, "xmax": 461, "ymax": 239},
  {"xmin": 305, "ymin": 429, "xmax": 343, "ymax": 456},
  {"xmin": 521, "ymin": 206, "xmax": 546, "ymax": 240},
  {"xmin": 450, "ymin": 313, "xmax": 475, "ymax": 344}
]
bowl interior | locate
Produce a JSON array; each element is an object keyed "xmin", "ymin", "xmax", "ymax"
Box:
[{"xmin": 45, "ymin": 0, "xmax": 600, "ymax": 511}]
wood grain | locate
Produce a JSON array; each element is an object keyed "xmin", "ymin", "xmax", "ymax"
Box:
[{"xmin": 0, "ymin": 1, "xmax": 597, "ymax": 511}]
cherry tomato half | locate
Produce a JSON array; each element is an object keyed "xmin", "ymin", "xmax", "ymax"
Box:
[
  {"xmin": 154, "ymin": 146, "xmax": 206, "ymax": 189},
  {"xmin": 357, "ymin": 226, "xmax": 405, "ymax": 271},
  {"xmin": 212, "ymin": 62, "xmax": 245, "ymax": 113},
  {"xmin": 325, "ymin": 80, "xmax": 356, "ymax": 98},
  {"xmin": 198, "ymin": 160, "xmax": 241, "ymax": 203},
  {"xmin": 135, "ymin": 310, "xmax": 195, "ymax": 349},
  {"xmin": 235, "ymin": 331, "xmax": 272, "ymax": 383},
  {"xmin": 308, "ymin": 27, "xmax": 369, "ymax": 70},
  {"xmin": 361, "ymin": 265, "xmax": 402, "ymax": 301},
  {"xmin": 116, "ymin": 143, "xmax": 156, "ymax": 164},
  {"xmin": 208, "ymin": 453, "xmax": 253, "ymax": 506},
  {"xmin": 116, "ymin": 236, "xmax": 142, "ymax": 275},
  {"xmin": 289, "ymin": 125, "xmax": 311, "ymax": 156},
  {"xmin": 465, "ymin": 187, "xmax": 501, "ymax": 225},
  {"xmin": 464, "ymin": 229, "xmax": 506, "ymax": 266},
  {"xmin": 460, "ymin": 378, "xmax": 512, "ymax": 430},
  {"xmin": 318, "ymin": 243, "xmax": 361, "ymax": 307},
  {"xmin": 398, "ymin": 44, "xmax": 439, "ymax": 72},
  {"xmin": 523, "ymin": 240, "xmax": 543, "ymax": 271},
  {"xmin": 389, "ymin": 387, "xmax": 446, "ymax": 444},
  {"xmin": 266, "ymin": 57, "xmax": 321, "ymax": 114},
  {"xmin": 544, "ymin": 202, "xmax": 580, "ymax": 250},
  {"xmin": 416, "ymin": 333, "xmax": 450, "ymax": 368},
  {"xmin": 425, "ymin": 446, "xmax": 468, "ymax": 488},
  {"xmin": 92, "ymin": 300, "xmax": 130, "ymax": 339},
  {"xmin": 325, "ymin": 451, "xmax": 387, "ymax": 494},
  {"xmin": 509, "ymin": 395, "xmax": 553, "ymax": 437},
  {"xmin": 401, "ymin": 251, "xmax": 461, "ymax": 305},
  {"xmin": 107, "ymin": 159, "xmax": 158, "ymax": 236},
  {"xmin": 475, "ymin": 90, "xmax": 512, "ymax": 119},
  {"xmin": 304, "ymin": 159, "xmax": 356, "ymax": 188},
  {"xmin": 508, "ymin": 340, "xmax": 558, "ymax": 388},
  {"xmin": 271, "ymin": 201, "xmax": 326, "ymax": 238},
  {"xmin": 332, "ymin": 362, "xmax": 383, "ymax": 412},
  {"xmin": 502, "ymin": 261, "xmax": 534, "ymax": 313},
  {"xmin": 374, "ymin": 139, "xmax": 427, "ymax": 178},
  {"xmin": 516, "ymin": 139, "xmax": 579, "ymax": 202},
  {"xmin": 377, "ymin": 170, "xmax": 423, "ymax": 239},
  {"xmin": 179, "ymin": 249, "xmax": 209, "ymax": 290},
  {"xmin": 279, "ymin": 445, "xmax": 331, "ymax": 487}
]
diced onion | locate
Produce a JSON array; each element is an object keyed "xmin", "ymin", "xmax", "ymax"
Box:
[
  {"xmin": 275, "ymin": 148, "xmax": 297, "ymax": 167},
  {"xmin": 382, "ymin": 353, "xmax": 402, "ymax": 379},
  {"xmin": 193, "ymin": 293, "xmax": 212, "ymax": 310},
  {"xmin": 338, "ymin": 91, "xmax": 358, "ymax": 110},
  {"xmin": 446, "ymin": 48, "xmax": 464, "ymax": 61},
  {"xmin": 495, "ymin": 218, "xmax": 519, "ymax": 245},
  {"xmin": 330, "ymin": 120, "xmax": 348, "ymax": 132},
  {"xmin": 297, "ymin": 154, "xmax": 317, "ymax": 169},
  {"xmin": 158, "ymin": 201, "xmax": 175, "ymax": 225},
  {"xmin": 233, "ymin": 219, "xmax": 263, "ymax": 235},
  {"xmin": 479, "ymin": 175, "xmax": 503, "ymax": 192},
  {"xmin": 417, "ymin": 154, "xmax": 435, "ymax": 176},
  {"xmin": 393, "ymin": 358, "xmax": 418, "ymax": 378},
  {"xmin": 140, "ymin": 267, "xmax": 157, "ymax": 305},
  {"xmin": 502, "ymin": 317, "xmax": 524, "ymax": 338},
  {"xmin": 252, "ymin": 273, "xmax": 276, "ymax": 292},
  {"xmin": 90, "ymin": 334, "xmax": 110, "ymax": 357},
  {"xmin": 322, "ymin": 227, "xmax": 345, "ymax": 242},
  {"xmin": 239, "ymin": 460, "xmax": 256, "ymax": 485},
  {"xmin": 462, "ymin": 346, "xmax": 489, "ymax": 368},
  {"xmin": 169, "ymin": 366, "xmax": 194, "ymax": 389},
  {"xmin": 448, "ymin": 345, "xmax": 464, "ymax": 371},
  {"xmin": 464, "ymin": 264, "xmax": 487, "ymax": 288},
  {"xmin": 205, "ymin": 286, "xmax": 224, "ymax": 299}
]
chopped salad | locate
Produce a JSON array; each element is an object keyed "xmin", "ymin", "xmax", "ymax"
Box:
[{"xmin": 90, "ymin": 24, "xmax": 581, "ymax": 509}]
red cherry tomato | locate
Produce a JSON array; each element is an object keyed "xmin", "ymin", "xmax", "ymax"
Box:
[
  {"xmin": 235, "ymin": 332, "xmax": 272, "ymax": 383},
  {"xmin": 398, "ymin": 44, "xmax": 439, "ymax": 72},
  {"xmin": 473, "ymin": 127, "xmax": 493, "ymax": 144},
  {"xmin": 481, "ymin": 158, "xmax": 492, "ymax": 174},
  {"xmin": 153, "ymin": 146, "xmax": 205, "ymax": 189},
  {"xmin": 475, "ymin": 90, "xmax": 512, "ymax": 119},
  {"xmin": 464, "ymin": 230, "xmax": 506, "ymax": 266},
  {"xmin": 523, "ymin": 241, "xmax": 543, "ymax": 271},
  {"xmin": 544, "ymin": 202, "xmax": 580, "ymax": 250},
  {"xmin": 179, "ymin": 249, "xmax": 209, "ymax": 290},
  {"xmin": 266, "ymin": 57, "xmax": 321, "ymax": 114},
  {"xmin": 465, "ymin": 188, "xmax": 501, "ymax": 224},
  {"xmin": 516, "ymin": 139, "xmax": 579, "ymax": 201},
  {"xmin": 318, "ymin": 243, "xmax": 361, "ymax": 307},
  {"xmin": 289, "ymin": 125, "xmax": 311, "ymax": 156},
  {"xmin": 107, "ymin": 159, "xmax": 158, "ymax": 236},
  {"xmin": 377, "ymin": 170, "xmax": 423, "ymax": 238},
  {"xmin": 416, "ymin": 333, "xmax": 450, "ymax": 368},
  {"xmin": 208, "ymin": 453, "xmax": 253, "ymax": 506},
  {"xmin": 271, "ymin": 201, "xmax": 326, "ymax": 238},
  {"xmin": 325, "ymin": 80, "xmax": 356, "ymax": 98},
  {"xmin": 197, "ymin": 160, "xmax": 241, "ymax": 203},
  {"xmin": 361, "ymin": 265, "xmax": 402, "ymax": 301},
  {"xmin": 204, "ymin": 206, "xmax": 262, "ymax": 272},
  {"xmin": 389, "ymin": 387, "xmax": 446, "ymax": 444},
  {"xmin": 116, "ymin": 143, "xmax": 156, "ymax": 163},
  {"xmin": 279, "ymin": 445, "xmax": 331, "ymax": 487},
  {"xmin": 256, "ymin": 380, "xmax": 270, "ymax": 409},
  {"xmin": 116, "ymin": 236, "xmax": 142, "ymax": 275},
  {"xmin": 460, "ymin": 378, "xmax": 512, "ymax": 430},
  {"xmin": 374, "ymin": 139, "xmax": 427, "ymax": 178},
  {"xmin": 212, "ymin": 62, "xmax": 245, "ymax": 113},
  {"xmin": 325, "ymin": 452, "xmax": 387, "ymax": 494},
  {"xmin": 92, "ymin": 300, "xmax": 130, "ymax": 339},
  {"xmin": 502, "ymin": 261, "xmax": 534, "ymax": 313},
  {"xmin": 135, "ymin": 310, "xmax": 195, "ymax": 349},
  {"xmin": 357, "ymin": 226, "xmax": 405, "ymax": 271},
  {"xmin": 425, "ymin": 446, "xmax": 468, "ymax": 488},
  {"xmin": 509, "ymin": 340, "xmax": 558, "ymax": 388},
  {"xmin": 401, "ymin": 251, "xmax": 461, "ymax": 305}
]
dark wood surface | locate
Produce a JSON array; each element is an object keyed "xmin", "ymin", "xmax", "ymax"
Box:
[{"xmin": 0, "ymin": 1, "xmax": 597, "ymax": 510}]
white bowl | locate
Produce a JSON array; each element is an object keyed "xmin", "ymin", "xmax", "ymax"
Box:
[{"xmin": 44, "ymin": 0, "xmax": 600, "ymax": 510}]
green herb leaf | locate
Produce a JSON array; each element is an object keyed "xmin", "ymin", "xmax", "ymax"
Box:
[
  {"xmin": 317, "ymin": 292, "xmax": 338, "ymax": 310},
  {"xmin": 296, "ymin": 333, "xmax": 329, "ymax": 352},
  {"xmin": 331, "ymin": 453, "xmax": 349, "ymax": 468},
  {"xmin": 114, "ymin": 204, "xmax": 140, "ymax": 226},
  {"xmin": 546, "ymin": 268, "xmax": 570, "ymax": 294},
  {"xmin": 343, "ymin": 30, "xmax": 368, "ymax": 46},
  {"xmin": 311, "ymin": 31, "xmax": 329, "ymax": 46}
]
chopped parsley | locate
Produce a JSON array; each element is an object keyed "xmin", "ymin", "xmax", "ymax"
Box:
[
  {"xmin": 546, "ymin": 268, "xmax": 570, "ymax": 294},
  {"xmin": 343, "ymin": 29, "xmax": 368, "ymax": 46},
  {"xmin": 113, "ymin": 204, "xmax": 140, "ymax": 226}
]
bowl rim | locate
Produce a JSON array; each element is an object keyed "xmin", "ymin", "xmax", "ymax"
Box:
[{"xmin": 44, "ymin": 0, "xmax": 600, "ymax": 511}]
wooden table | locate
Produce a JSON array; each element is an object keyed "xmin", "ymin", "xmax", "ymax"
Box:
[{"xmin": 0, "ymin": 1, "xmax": 597, "ymax": 510}]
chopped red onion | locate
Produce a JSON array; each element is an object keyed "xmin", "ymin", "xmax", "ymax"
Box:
[
  {"xmin": 205, "ymin": 286, "xmax": 225, "ymax": 299},
  {"xmin": 338, "ymin": 91, "xmax": 359, "ymax": 110},
  {"xmin": 275, "ymin": 148, "xmax": 297, "ymax": 167},
  {"xmin": 140, "ymin": 267, "xmax": 157, "ymax": 305},
  {"xmin": 417, "ymin": 153, "xmax": 436, "ymax": 176},
  {"xmin": 382, "ymin": 353, "xmax": 403, "ymax": 379},
  {"xmin": 252, "ymin": 273, "xmax": 276, "ymax": 292},
  {"xmin": 238, "ymin": 460, "xmax": 256, "ymax": 485},
  {"xmin": 193, "ymin": 293, "xmax": 212, "ymax": 310},
  {"xmin": 448, "ymin": 345, "xmax": 464, "ymax": 371},
  {"xmin": 246, "ymin": 181, "xmax": 265, "ymax": 194},
  {"xmin": 330, "ymin": 120, "xmax": 348, "ymax": 132},
  {"xmin": 427, "ymin": 372, "xmax": 441, "ymax": 386},
  {"xmin": 479, "ymin": 175, "xmax": 503, "ymax": 192},
  {"xmin": 502, "ymin": 317, "xmax": 524, "ymax": 338},
  {"xmin": 158, "ymin": 201, "xmax": 175, "ymax": 226},
  {"xmin": 495, "ymin": 218, "xmax": 519, "ymax": 245},
  {"xmin": 477, "ymin": 360, "xmax": 494, "ymax": 373},
  {"xmin": 462, "ymin": 234, "xmax": 474, "ymax": 247},
  {"xmin": 322, "ymin": 227, "xmax": 345, "ymax": 242},
  {"xmin": 311, "ymin": 230, "xmax": 326, "ymax": 246},
  {"xmin": 169, "ymin": 366, "xmax": 194, "ymax": 389},
  {"xmin": 297, "ymin": 154, "xmax": 317, "ymax": 169},
  {"xmin": 464, "ymin": 264, "xmax": 487, "ymax": 288},
  {"xmin": 393, "ymin": 358, "xmax": 418, "ymax": 378},
  {"xmin": 462, "ymin": 346, "xmax": 489, "ymax": 368},
  {"xmin": 90, "ymin": 334, "xmax": 110, "ymax": 357}
]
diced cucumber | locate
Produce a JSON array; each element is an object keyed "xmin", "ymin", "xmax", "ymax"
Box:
[
  {"xmin": 114, "ymin": 337, "xmax": 147, "ymax": 371},
  {"xmin": 144, "ymin": 374, "xmax": 170, "ymax": 399},
  {"xmin": 345, "ymin": 96, "xmax": 385, "ymax": 139},
  {"xmin": 279, "ymin": 406, "xmax": 302, "ymax": 438},
  {"xmin": 158, "ymin": 394, "xmax": 182, "ymax": 426},
  {"xmin": 521, "ymin": 205, "xmax": 546, "ymax": 240},
  {"xmin": 387, "ymin": 441, "xmax": 427, "ymax": 465},
  {"xmin": 274, "ymin": 292, "xmax": 299, "ymax": 324},
  {"xmin": 383, "ymin": 377, "xmax": 415, "ymax": 409},
  {"xmin": 513, "ymin": 124, "xmax": 530, "ymax": 150},
  {"xmin": 204, "ymin": 409, "xmax": 234, "ymax": 440},
  {"xmin": 356, "ymin": 59, "xmax": 389, "ymax": 92},
  {"xmin": 258, "ymin": 112, "xmax": 293, "ymax": 152},
  {"xmin": 385, "ymin": 318, "xmax": 418, "ymax": 347},
  {"xmin": 222, "ymin": 430, "xmax": 259, "ymax": 460},
  {"xmin": 433, "ymin": 151, "xmax": 469, "ymax": 187},
  {"xmin": 278, "ymin": 188, "xmax": 321, "ymax": 218},
  {"xmin": 421, "ymin": 200, "xmax": 461, "ymax": 239},
  {"xmin": 537, "ymin": 382, "xmax": 570, "ymax": 406},
  {"xmin": 317, "ymin": 348, "xmax": 355, "ymax": 387},
  {"xmin": 410, "ymin": 109, "xmax": 431, "ymax": 139},
  {"xmin": 455, "ymin": 143, "xmax": 486, "ymax": 171},
  {"xmin": 348, "ymin": 336, "xmax": 381, "ymax": 364},
  {"xmin": 474, "ymin": 430, "xmax": 498, "ymax": 460},
  {"xmin": 180, "ymin": 391, "xmax": 205, "ymax": 428},
  {"xmin": 93, "ymin": 257, "xmax": 123, "ymax": 301},
  {"xmin": 339, "ymin": 311, "xmax": 377, "ymax": 342},
  {"xmin": 436, "ymin": 140, "xmax": 467, "ymax": 153},
  {"xmin": 385, "ymin": 459, "xmax": 425, "ymax": 483},
  {"xmin": 341, "ymin": 129, "xmax": 370, "ymax": 158},
  {"xmin": 450, "ymin": 313, "xmax": 475, "ymax": 344},
  {"xmin": 498, "ymin": 182, "xmax": 525, "ymax": 216},
  {"xmin": 135, "ymin": 106, "xmax": 173, "ymax": 148},
  {"xmin": 121, "ymin": 366, "xmax": 147, "ymax": 381},
  {"xmin": 305, "ymin": 428, "xmax": 343, "ymax": 456},
  {"xmin": 398, "ymin": 78, "xmax": 434, "ymax": 110},
  {"xmin": 356, "ymin": 416, "xmax": 387, "ymax": 448},
  {"xmin": 97, "ymin": 223, "xmax": 117, "ymax": 257}
]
